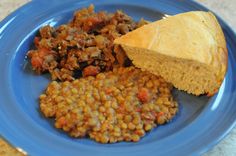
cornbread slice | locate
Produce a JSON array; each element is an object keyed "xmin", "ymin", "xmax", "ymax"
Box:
[
  {"xmin": 114, "ymin": 11, "xmax": 228, "ymax": 95},
  {"xmin": 0, "ymin": 138, "xmax": 26, "ymax": 156}
]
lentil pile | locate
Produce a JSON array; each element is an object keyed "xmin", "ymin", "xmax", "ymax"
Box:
[
  {"xmin": 40, "ymin": 67, "xmax": 178, "ymax": 143},
  {"xmin": 27, "ymin": 5, "xmax": 148, "ymax": 81}
]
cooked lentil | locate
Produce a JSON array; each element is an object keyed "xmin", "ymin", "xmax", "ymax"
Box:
[
  {"xmin": 27, "ymin": 5, "xmax": 148, "ymax": 81},
  {"xmin": 40, "ymin": 67, "xmax": 178, "ymax": 143}
]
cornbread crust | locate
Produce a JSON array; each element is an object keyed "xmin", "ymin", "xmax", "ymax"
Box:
[{"xmin": 114, "ymin": 11, "xmax": 228, "ymax": 95}]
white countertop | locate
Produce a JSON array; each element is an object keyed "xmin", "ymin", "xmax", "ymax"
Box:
[{"xmin": 0, "ymin": 0, "xmax": 236, "ymax": 155}]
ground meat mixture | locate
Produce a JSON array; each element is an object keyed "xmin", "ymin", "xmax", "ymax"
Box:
[
  {"xmin": 40, "ymin": 67, "xmax": 178, "ymax": 143},
  {"xmin": 27, "ymin": 5, "xmax": 148, "ymax": 81}
]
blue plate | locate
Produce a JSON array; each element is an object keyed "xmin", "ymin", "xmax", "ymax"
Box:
[{"xmin": 0, "ymin": 0, "xmax": 236, "ymax": 156}]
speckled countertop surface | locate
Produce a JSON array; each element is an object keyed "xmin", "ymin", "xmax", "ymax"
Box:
[{"xmin": 0, "ymin": 0, "xmax": 236, "ymax": 156}]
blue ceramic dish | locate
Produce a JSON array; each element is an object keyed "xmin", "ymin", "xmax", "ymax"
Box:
[{"xmin": 0, "ymin": 0, "xmax": 236, "ymax": 156}]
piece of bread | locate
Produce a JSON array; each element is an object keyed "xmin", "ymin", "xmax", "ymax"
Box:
[
  {"xmin": 0, "ymin": 138, "xmax": 26, "ymax": 156},
  {"xmin": 114, "ymin": 11, "xmax": 228, "ymax": 96}
]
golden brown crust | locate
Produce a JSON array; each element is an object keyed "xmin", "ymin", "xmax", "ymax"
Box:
[
  {"xmin": 204, "ymin": 12, "xmax": 228, "ymax": 93},
  {"xmin": 114, "ymin": 11, "xmax": 228, "ymax": 95}
]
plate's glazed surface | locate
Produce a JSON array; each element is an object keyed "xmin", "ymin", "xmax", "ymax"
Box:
[{"xmin": 0, "ymin": 0, "xmax": 236, "ymax": 156}]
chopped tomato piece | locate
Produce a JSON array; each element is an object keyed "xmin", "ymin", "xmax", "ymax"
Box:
[
  {"xmin": 105, "ymin": 88, "xmax": 113, "ymax": 94},
  {"xmin": 83, "ymin": 65, "xmax": 100, "ymax": 77},
  {"xmin": 136, "ymin": 107, "xmax": 141, "ymax": 112},
  {"xmin": 137, "ymin": 88, "xmax": 150, "ymax": 103},
  {"xmin": 31, "ymin": 54, "xmax": 43, "ymax": 68},
  {"xmin": 156, "ymin": 112, "xmax": 164, "ymax": 119},
  {"xmin": 56, "ymin": 116, "xmax": 67, "ymax": 128}
]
